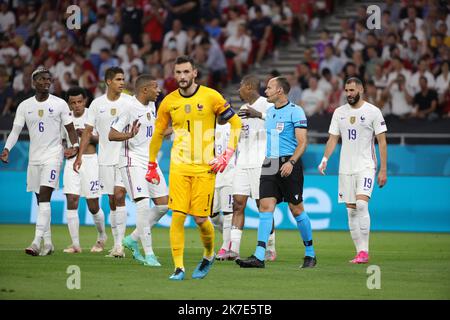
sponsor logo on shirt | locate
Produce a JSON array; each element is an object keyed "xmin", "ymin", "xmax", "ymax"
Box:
[
  {"xmin": 197, "ymin": 104, "xmax": 203, "ymax": 111},
  {"xmin": 49, "ymin": 108, "xmax": 54, "ymax": 113},
  {"xmin": 339, "ymin": 193, "xmax": 343, "ymax": 199},
  {"xmin": 137, "ymin": 186, "xmax": 142, "ymax": 192},
  {"xmin": 380, "ymin": 121, "xmax": 386, "ymax": 126},
  {"xmin": 360, "ymin": 115, "xmax": 365, "ymax": 122}
]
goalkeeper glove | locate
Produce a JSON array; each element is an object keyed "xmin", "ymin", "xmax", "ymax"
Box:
[
  {"xmin": 209, "ymin": 147, "xmax": 235, "ymax": 173},
  {"xmin": 145, "ymin": 162, "xmax": 160, "ymax": 184}
]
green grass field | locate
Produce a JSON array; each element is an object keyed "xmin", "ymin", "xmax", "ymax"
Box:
[{"xmin": 0, "ymin": 224, "xmax": 449, "ymax": 300}]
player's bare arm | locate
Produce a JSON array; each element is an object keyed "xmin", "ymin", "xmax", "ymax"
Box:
[
  {"xmin": 280, "ymin": 127, "xmax": 307, "ymax": 178},
  {"xmin": 1, "ymin": 123, "xmax": 25, "ymax": 164},
  {"xmin": 238, "ymin": 106, "xmax": 263, "ymax": 119},
  {"xmin": 318, "ymin": 134, "xmax": 340, "ymax": 175},
  {"xmin": 63, "ymin": 122, "xmax": 79, "ymax": 159},
  {"xmin": 109, "ymin": 119, "xmax": 141, "ymax": 141},
  {"xmin": 376, "ymin": 132, "xmax": 388, "ymax": 188},
  {"xmin": 73, "ymin": 124, "xmax": 93, "ymax": 173}
]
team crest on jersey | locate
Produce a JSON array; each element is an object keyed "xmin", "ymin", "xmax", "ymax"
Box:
[
  {"xmin": 350, "ymin": 116, "xmax": 356, "ymax": 124},
  {"xmin": 147, "ymin": 112, "xmax": 151, "ymax": 121},
  {"xmin": 185, "ymin": 104, "xmax": 191, "ymax": 113},
  {"xmin": 38, "ymin": 109, "xmax": 44, "ymax": 117},
  {"xmin": 197, "ymin": 104, "xmax": 203, "ymax": 111},
  {"xmin": 111, "ymin": 108, "xmax": 117, "ymax": 116},
  {"xmin": 276, "ymin": 122, "xmax": 284, "ymax": 133}
]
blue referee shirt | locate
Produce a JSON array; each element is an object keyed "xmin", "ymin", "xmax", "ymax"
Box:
[{"xmin": 265, "ymin": 101, "xmax": 307, "ymax": 158}]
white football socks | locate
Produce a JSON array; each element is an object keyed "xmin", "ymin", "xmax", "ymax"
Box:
[
  {"xmin": 356, "ymin": 200, "xmax": 371, "ymax": 253},
  {"xmin": 136, "ymin": 199, "xmax": 153, "ymax": 255},
  {"xmin": 149, "ymin": 204, "xmax": 168, "ymax": 227},
  {"xmin": 221, "ymin": 213, "xmax": 233, "ymax": 250},
  {"xmin": 230, "ymin": 226, "xmax": 242, "ymax": 254},
  {"xmin": 109, "ymin": 210, "xmax": 118, "ymax": 248},
  {"xmin": 211, "ymin": 213, "xmax": 223, "ymax": 233},
  {"xmin": 115, "ymin": 206, "xmax": 127, "ymax": 248},
  {"xmin": 347, "ymin": 207, "xmax": 362, "ymax": 253},
  {"xmin": 33, "ymin": 202, "xmax": 51, "ymax": 248},
  {"xmin": 91, "ymin": 208, "xmax": 106, "ymax": 241},
  {"xmin": 66, "ymin": 209, "xmax": 80, "ymax": 247}
]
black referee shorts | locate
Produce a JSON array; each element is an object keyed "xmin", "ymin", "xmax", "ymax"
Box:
[{"xmin": 259, "ymin": 156, "xmax": 304, "ymax": 205}]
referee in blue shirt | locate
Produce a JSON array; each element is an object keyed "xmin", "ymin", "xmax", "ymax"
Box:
[{"xmin": 236, "ymin": 76, "xmax": 317, "ymax": 269}]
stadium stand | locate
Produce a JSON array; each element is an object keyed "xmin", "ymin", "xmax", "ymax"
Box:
[{"xmin": 0, "ymin": 0, "xmax": 449, "ymax": 144}]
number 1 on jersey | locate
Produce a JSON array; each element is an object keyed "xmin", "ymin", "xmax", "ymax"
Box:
[{"xmin": 186, "ymin": 120, "xmax": 190, "ymax": 132}]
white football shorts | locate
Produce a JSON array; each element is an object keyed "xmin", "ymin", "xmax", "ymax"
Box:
[
  {"xmin": 99, "ymin": 165, "xmax": 125, "ymax": 195},
  {"xmin": 27, "ymin": 161, "xmax": 61, "ymax": 193},
  {"xmin": 63, "ymin": 154, "xmax": 100, "ymax": 198},
  {"xmin": 120, "ymin": 165, "xmax": 168, "ymax": 201},
  {"xmin": 338, "ymin": 169, "xmax": 376, "ymax": 204},
  {"xmin": 213, "ymin": 185, "xmax": 233, "ymax": 213},
  {"xmin": 232, "ymin": 167, "xmax": 262, "ymax": 199}
]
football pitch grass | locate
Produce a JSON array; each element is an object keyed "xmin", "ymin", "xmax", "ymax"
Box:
[{"xmin": 0, "ymin": 224, "xmax": 449, "ymax": 300}]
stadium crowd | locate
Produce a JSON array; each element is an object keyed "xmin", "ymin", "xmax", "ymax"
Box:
[{"xmin": 0, "ymin": 0, "xmax": 449, "ymax": 127}]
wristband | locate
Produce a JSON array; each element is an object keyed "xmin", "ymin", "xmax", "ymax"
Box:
[
  {"xmin": 321, "ymin": 156, "xmax": 328, "ymax": 163},
  {"xmin": 73, "ymin": 143, "xmax": 80, "ymax": 148}
]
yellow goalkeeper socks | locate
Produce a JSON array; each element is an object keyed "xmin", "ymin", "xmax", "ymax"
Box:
[
  {"xmin": 170, "ymin": 211, "xmax": 186, "ymax": 270},
  {"xmin": 198, "ymin": 218, "xmax": 215, "ymax": 259}
]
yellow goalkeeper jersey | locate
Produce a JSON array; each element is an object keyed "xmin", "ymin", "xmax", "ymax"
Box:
[{"xmin": 154, "ymin": 85, "xmax": 232, "ymax": 175}]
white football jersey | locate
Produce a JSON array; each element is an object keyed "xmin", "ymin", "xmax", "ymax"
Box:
[
  {"xmin": 329, "ymin": 101, "xmax": 387, "ymax": 174},
  {"xmin": 86, "ymin": 93, "xmax": 132, "ymax": 166},
  {"xmin": 62, "ymin": 108, "xmax": 98, "ymax": 148},
  {"xmin": 215, "ymin": 122, "xmax": 235, "ymax": 187},
  {"xmin": 14, "ymin": 94, "xmax": 72, "ymax": 165},
  {"xmin": 111, "ymin": 96, "xmax": 157, "ymax": 169},
  {"xmin": 235, "ymin": 96, "xmax": 271, "ymax": 168}
]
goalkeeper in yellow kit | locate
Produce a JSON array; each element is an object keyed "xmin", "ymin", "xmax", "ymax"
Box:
[{"xmin": 146, "ymin": 56, "xmax": 242, "ymax": 280}]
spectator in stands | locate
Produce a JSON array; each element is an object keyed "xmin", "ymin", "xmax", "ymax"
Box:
[
  {"xmin": 402, "ymin": 19, "xmax": 426, "ymax": 48},
  {"xmin": 223, "ymin": 23, "xmax": 251, "ymax": 81},
  {"xmin": 116, "ymin": 33, "xmax": 138, "ymax": 64},
  {"xmin": 86, "ymin": 14, "xmax": 117, "ymax": 73},
  {"xmin": 386, "ymin": 57, "xmax": 412, "ymax": 86},
  {"xmin": 315, "ymin": 29, "xmax": 332, "ymax": 63},
  {"xmin": 324, "ymin": 76, "xmax": 343, "ymax": 114},
  {"xmin": 163, "ymin": 19, "xmax": 188, "ymax": 56},
  {"xmin": 55, "ymin": 55, "xmax": 76, "ymax": 92},
  {"xmin": 287, "ymin": 72, "xmax": 302, "ymax": 106},
  {"xmin": 12, "ymin": 73, "xmax": 34, "ymax": 112},
  {"xmin": 300, "ymin": 75, "xmax": 325, "ymax": 117},
  {"xmin": 365, "ymin": 46, "xmax": 382, "ymax": 81},
  {"xmin": 0, "ymin": 73, "xmax": 13, "ymax": 116},
  {"xmin": 204, "ymin": 18, "xmax": 222, "ymax": 41},
  {"xmin": 319, "ymin": 44, "xmax": 343, "ymax": 77},
  {"xmin": 405, "ymin": 36, "xmax": 423, "ymax": 66},
  {"xmin": 412, "ymin": 76, "xmax": 439, "ymax": 120},
  {"xmin": 0, "ymin": 0, "xmax": 16, "ymax": 33},
  {"xmin": 381, "ymin": 33, "xmax": 405, "ymax": 61},
  {"xmin": 400, "ymin": 5, "xmax": 423, "ymax": 30},
  {"xmin": 436, "ymin": 60, "xmax": 450, "ymax": 106},
  {"xmin": 142, "ymin": 0, "xmax": 166, "ymax": 52},
  {"xmin": 12, "ymin": 64, "xmax": 32, "ymax": 94},
  {"xmin": 297, "ymin": 62, "xmax": 311, "ymax": 90},
  {"xmin": 270, "ymin": 0, "xmax": 293, "ymax": 51},
  {"xmin": 120, "ymin": 0, "xmax": 143, "ymax": 45},
  {"xmin": 73, "ymin": 63, "xmax": 97, "ymax": 96},
  {"xmin": 372, "ymin": 63, "xmax": 388, "ymax": 91},
  {"xmin": 365, "ymin": 80, "xmax": 384, "ymax": 112},
  {"xmin": 223, "ymin": 6, "xmax": 246, "ymax": 38},
  {"xmin": 165, "ymin": 0, "xmax": 201, "ymax": 30},
  {"xmin": 200, "ymin": 37, "xmax": 227, "ymax": 90},
  {"xmin": 410, "ymin": 57, "xmax": 436, "ymax": 94},
  {"xmin": 383, "ymin": 74, "xmax": 414, "ymax": 119},
  {"xmin": 98, "ymin": 48, "xmax": 119, "ymax": 81},
  {"xmin": 380, "ymin": 0, "xmax": 400, "ymax": 23},
  {"xmin": 302, "ymin": 48, "xmax": 319, "ymax": 74},
  {"xmin": 318, "ymin": 67, "xmax": 333, "ymax": 98},
  {"xmin": 201, "ymin": 0, "xmax": 222, "ymax": 25},
  {"xmin": 248, "ymin": 5, "xmax": 272, "ymax": 68},
  {"xmin": 248, "ymin": 0, "xmax": 271, "ymax": 19}
]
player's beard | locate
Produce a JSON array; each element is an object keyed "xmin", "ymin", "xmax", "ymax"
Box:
[
  {"xmin": 177, "ymin": 78, "xmax": 193, "ymax": 89},
  {"xmin": 347, "ymin": 92, "xmax": 360, "ymax": 106}
]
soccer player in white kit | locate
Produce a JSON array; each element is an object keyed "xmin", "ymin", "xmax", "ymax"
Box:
[
  {"xmin": 210, "ymin": 122, "xmax": 236, "ymax": 259},
  {"xmin": 1, "ymin": 68, "xmax": 79, "ymax": 256},
  {"xmin": 109, "ymin": 75, "xmax": 169, "ymax": 266},
  {"xmin": 226, "ymin": 75, "xmax": 276, "ymax": 261},
  {"xmin": 318, "ymin": 77, "xmax": 388, "ymax": 264},
  {"xmin": 74, "ymin": 67, "xmax": 131, "ymax": 258},
  {"xmin": 62, "ymin": 87, "xmax": 107, "ymax": 254}
]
